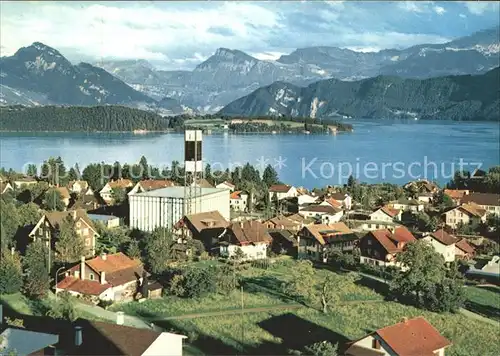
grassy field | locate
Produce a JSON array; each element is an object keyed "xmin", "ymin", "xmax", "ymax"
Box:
[
  {"xmin": 110, "ymin": 261, "xmax": 499, "ymax": 355},
  {"xmin": 0, "ymin": 293, "xmax": 33, "ymax": 314},
  {"xmin": 465, "ymin": 285, "xmax": 500, "ymax": 321}
]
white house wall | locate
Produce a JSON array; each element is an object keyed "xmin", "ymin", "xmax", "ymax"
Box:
[{"xmin": 142, "ymin": 333, "xmax": 187, "ymax": 356}]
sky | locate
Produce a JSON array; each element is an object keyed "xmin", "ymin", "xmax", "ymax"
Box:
[{"xmin": 1, "ymin": 1, "xmax": 499, "ymax": 70}]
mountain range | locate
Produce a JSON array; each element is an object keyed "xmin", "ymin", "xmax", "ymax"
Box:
[
  {"xmin": 219, "ymin": 67, "xmax": 500, "ymax": 121},
  {"xmin": 0, "ymin": 26, "xmax": 498, "ymax": 116}
]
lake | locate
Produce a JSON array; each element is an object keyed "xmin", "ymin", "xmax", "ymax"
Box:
[{"xmin": 1, "ymin": 120, "xmax": 498, "ymax": 189}]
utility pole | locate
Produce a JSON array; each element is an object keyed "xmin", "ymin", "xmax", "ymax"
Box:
[{"xmin": 241, "ymin": 285, "xmax": 244, "ymax": 343}]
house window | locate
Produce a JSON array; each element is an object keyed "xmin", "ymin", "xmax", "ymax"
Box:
[
  {"xmin": 83, "ymin": 228, "xmax": 89, "ymax": 235},
  {"xmin": 367, "ymin": 239, "xmax": 372, "ymax": 245},
  {"xmin": 76, "ymin": 222, "xmax": 81, "ymax": 228},
  {"xmin": 89, "ymin": 273, "xmax": 95, "ymax": 280},
  {"xmin": 372, "ymin": 339, "xmax": 381, "ymax": 350}
]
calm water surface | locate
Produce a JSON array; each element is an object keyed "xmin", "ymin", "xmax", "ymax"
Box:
[{"xmin": 1, "ymin": 120, "xmax": 498, "ymax": 189}]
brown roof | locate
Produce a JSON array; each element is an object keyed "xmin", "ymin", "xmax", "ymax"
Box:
[
  {"xmin": 329, "ymin": 192, "xmax": 347, "ymax": 200},
  {"xmin": 367, "ymin": 228, "xmax": 416, "ymax": 254},
  {"xmin": 68, "ymin": 180, "xmax": 89, "ymax": 189},
  {"xmin": 459, "ymin": 202, "xmax": 487, "ymax": 218},
  {"xmin": 430, "ymin": 229, "xmax": 457, "ymax": 246},
  {"xmin": 456, "ymin": 238, "xmax": 476, "ymax": 254},
  {"xmin": 56, "ymin": 186, "xmax": 71, "ymax": 200},
  {"xmin": 224, "ymin": 220, "xmax": 272, "ymax": 245},
  {"xmin": 44, "ymin": 209, "xmax": 97, "ymax": 234},
  {"xmin": 301, "ymin": 223, "xmax": 353, "ymax": 245},
  {"xmin": 86, "ymin": 252, "xmax": 141, "ymax": 274},
  {"xmin": 107, "ymin": 179, "xmax": 133, "ymax": 189},
  {"xmin": 194, "ymin": 178, "xmax": 214, "ymax": 188},
  {"xmin": 444, "ymin": 189, "xmax": 469, "ymax": 199},
  {"xmin": 286, "ymin": 213, "xmax": 306, "ymax": 223},
  {"xmin": 138, "ymin": 179, "xmax": 175, "ymax": 191},
  {"xmin": 375, "ymin": 317, "xmax": 451, "ymax": 355},
  {"xmin": 266, "ymin": 215, "xmax": 302, "ymax": 229},
  {"xmin": 380, "ymin": 206, "xmax": 400, "ymax": 218},
  {"xmin": 73, "ymin": 320, "xmax": 166, "ymax": 356},
  {"xmin": 323, "ymin": 197, "xmax": 343, "ymax": 208},
  {"xmin": 184, "ymin": 210, "xmax": 229, "ymax": 233},
  {"xmin": 56, "ymin": 276, "xmax": 111, "ymax": 296},
  {"xmin": 269, "ymin": 184, "xmax": 293, "ymax": 193},
  {"xmin": 461, "ymin": 192, "xmax": 500, "ymax": 207},
  {"xmin": 300, "ymin": 205, "xmax": 341, "ymax": 214}
]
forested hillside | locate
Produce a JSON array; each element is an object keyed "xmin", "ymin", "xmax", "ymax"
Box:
[{"xmin": 0, "ymin": 106, "xmax": 177, "ymax": 132}]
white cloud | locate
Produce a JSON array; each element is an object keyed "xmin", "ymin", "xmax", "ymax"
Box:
[
  {"xmin": 459, "ymin": 13, "xmax": 467, "ymax": 19},
  {"xmin": 465, "ymin": 2, "xmax": 493, "ymax": 15},
  {"xmin": 434, "ymin": 6, "xmax": 446, "ymax": 15},
  {"xmin": 251, "ymin": 52, "xmax": 285, "ymax": 61},
  {"xmin": 398, "ymin": 1, "xmax": 428, "ymax": 13}
]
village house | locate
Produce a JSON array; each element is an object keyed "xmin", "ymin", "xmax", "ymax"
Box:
[
  {"xmin": 69, "ymin": 187, "xmax": 100, "ymax": 211},
  {"xmin": 12, "ymin": 176, "xmax": 38, "ymax": 189},
  {"xmin": 177, "ymin": 211, "xmax": 229, "ymax": 252},
  {"xmin": 29, "ymin": 209, "xmax": 99, "ymax": 257},
  {"xmin": 299, "ymin": 204, "xmax": 344, "ymax": 224},
  {"xmin": 230, "ymin": 190, "xmax": 249, "ymax": 212},
  {"xmin": 0, "ymin": 305, "xmax": 187, "ymax": 356},
  {"xmin": 404, "ymin": 179, "xmax": 439, "ymax": 194},
  {"xmin": 215, "ymin": 181, "xmax": 236, "ymax": 192},
  {"xmin": 319, "ymin": 196, "xmax": 343, "ymax": 209},
  {"xmin": 268, "ymin": 184, "xmax": 298, "ymax": 201},
  {"xmin": 417, "ymin": 191, "xmax": 433, "ymax": 203},
  {"xmin": 345, "ymin": 316, "xmax": 451, "ymax": 356},
  {"xmin": 443, "ymin": 189, "xmax": 470, "ymax": 205},
  {"xmin": 263, "ymin": 214, "xmax": 304, "ymax": 231},
  {"xmin": 268, "ymin": 229, "xmax": 298, "ymax": 256},
  {"xmin": 388, "ymin": 198, "xmax": 425, "ymax": 212},
  {"xmin": 56, "ymin": 252, "xmax": 144, "ymax": 302},
  {"xmin": 359, "ymin": 227, "xmax": 416, "ymax": 267},
  {"xmin": 100, "ymin": 179, "xmax": 133, "ymax": 204},
  {"xmin": 461, "ymin": 192, "xmax": 500, "ymax": 216},
  {"xmin": 442, "ymin": 202, "xmax": 487, "ymax": 229},
  {"xmin": 455, "ymin": 238, "xmax": 476, "ymax": 260},
  {"xmin": 55, "ymin": 186, "xmax": 72, "ymax": 208},
  {"xmin": 218, "ymin": 220, "xmax": 272, "ymax": 260},
  {"xmin": 88, "ymin": 214, "xmax": 121, "ymax": 229},
  {"xmin": 297, "ymin": 222, "xmax": 356, "ymax": 262},
  {"xmin": 192, "ymin": 178, "xmax": 214, "ymax": 188},
  {"xmin": 68, "ymin": 180, "xmax": 89, "ymax": 194},
  {"xmin": 296, "ymin": 191, "xmax": 318, "ymax": 206},
  {"xmin": 370, "ymin": 206, "xmax": 402, "ymax": 222},
  {"xmin": 128, "ymin": 179, "xmax": 176, "ymax": 195},
  {"xmin": 0, "ymin": 181, "xmax": 13, "ymax": 195},
  {"xmin": 421, "ymin": 229, "xmax": 458, "ymax": 263}
]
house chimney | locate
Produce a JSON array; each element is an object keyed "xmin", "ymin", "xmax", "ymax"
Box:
[
  {"xmin": 101, "ymin": 253, "xmax": 107, "ymax": 261},
  {"xmin": 74, "ymin": 326, "xmax": 83, "ymax": 346},
  {"xmin": 80, "ymin": 256, "xmax": 85, "ymax": 280},
  {"xmin": 116, "ymin": 311, "xmax": 124, "ymax": 325},
  {"xmin": 74, "ymin": 270, "xmax": 80, "ymax": 279},
  {"xmin": 100, "ymin": 271, "xmax": 106, "ymax": 285}
]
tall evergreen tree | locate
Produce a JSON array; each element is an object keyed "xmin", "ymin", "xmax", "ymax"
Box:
[
  {"xmin": 23, "ymin": 240, "xmax": 51, "ymax": 298},
  {"xmin": 262, "ymin": 164, "xmax": 279, "ymax": 187},
  {"xmin": 55, "ymin": 216, "xmax": 86, "ymax": 263},
  {"xmin": 42, "ymin": 188, "xmax": 65, "ymax": 211},
  {"xmin": 0, "ymin": 248, "xmax": 23, "ymax": 294}
]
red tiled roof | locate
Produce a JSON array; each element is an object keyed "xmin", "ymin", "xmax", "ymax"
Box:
[
  {"xmin": 370, "ymin": 230, "xmax": 400, "ymax": 254},
  {"xmin": 380, "ymin": 206, "xmax": 400, "ymax": 218},
  {"xmin": 56, "ymin": 276, "xmax": 111, "ymax": 296},
  {"xmin": 444, "ymin": 189, "xmax": 469, "ymax": 199},
  {"xmin": 230, "ymin": 190, "xmax": 245, "ymax": 199},
  {"xmin": 138, "ymin": 179, "xmax": 175, "ymax": 191},
  {"xmin": 430, "ymin": 229, "xmax": 457, "ymax": 246},
  {"xmin": 86, "ymin": 252, "xmax": 140, "ymax": 274},
  {"xmin": 375, "ymin": 317, "xmax": 451, "ymax": 355},
  {"xmin": 323, "ymin": 197, "xmax": 343, "ymax": 208},
  {"xmin": 108, "ymin": 179, "xmax": 133, "ymax": 189},
  {"xmin": 269, "ymin": 184, "xmax": 292, "ymax": 193},
  {"xmin": 391, "ymin": 226, "xmax": 416, "ymax": 243},
  {"xmin": 456, "ymin": 238, "xmax": 475, "ymax": 254}
]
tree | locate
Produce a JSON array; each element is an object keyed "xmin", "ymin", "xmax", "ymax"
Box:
[
  {"xmin": 215, "ymin": 264, "xmax": 239, "ymax": 294},
  {"xmin": 23, "ymin": 240, "xmax": 51, "ymax": 299},
  {"xmin": 126, "ymin": 239, "xmax": 141, "ymax": 259},
  {"xmin": 182, "ymin": 267, "xmax": 217, "ymax": 298},
  {"xmin": 435, "ymin": 191, "xmax": 454, "ymax": 209},
  {"xmin": 232, "ymin": 247, "xmax": 247, "ymax": 262},
  {"xmin": 204, "ymin": 163, "xmax": 213, "ymax": 185},
  {"xmin": 82, "ymin": 163, "xmax": 106, "ymax": 191},
  {"xmin": 282, "ymin": 260, "xmax": 315, "ymax": 302},
  {"xmin": 319, "ymin": 272, "xmax": 359, "ymax": 313},
  {"xmin": 390, "ymin": 240, "xmax": 446, "ymax": 307},
  {"xmin": 0, "ymin": 200, "xmax": 20, "ymax": 249},
  {"xmin": 42, "ymin": 188, "xmax": 65, "ymax": 211},
  {"xmin": 111, "ymin": 187, "xmax": 127, "ymax": 205},
  {"xmin": 0, "ymin": 249, "xmax": 23, "ymax": 294},
  {"xmin": 41, "ymin": 157, "xmax": 67, "ymax": 186},
  {"xmin": 304, "ymin": 341, "xmax": 338, "ymax": 356},
  {"xmin": 262, "ymin": 164, "xmax": 279, "ymax": 187},
  {"xmin": 68, "ymin": 166, "xmax": 79, "ymax": 182},
  {"xmin": 96, "ymin": 226, "xmax": 131, "ymax": 254},
  {"xmin": 347, "ymin": 175, "xmax": 357, "ymax": 189},
  {"xmin": 145, "ymin": 228, "xmax": 176, "ymax": 274},
  {"xmin": 17, "ymin": 202, "xmax": 42, "ymax": 226},
  {"xmin": 46, "ymin": 292, "xmax": 78, "ymax": 321},
  {"xmin": 139, "ymin": 156, "xmax": 149, "ymax": 179},
  {"xmin": 26, "ymin": 164, "xmax": 38, "ymax": 177},
  {"xmin": 55, "ymin": 216, "xmax": 86, "ymax": 263}
]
